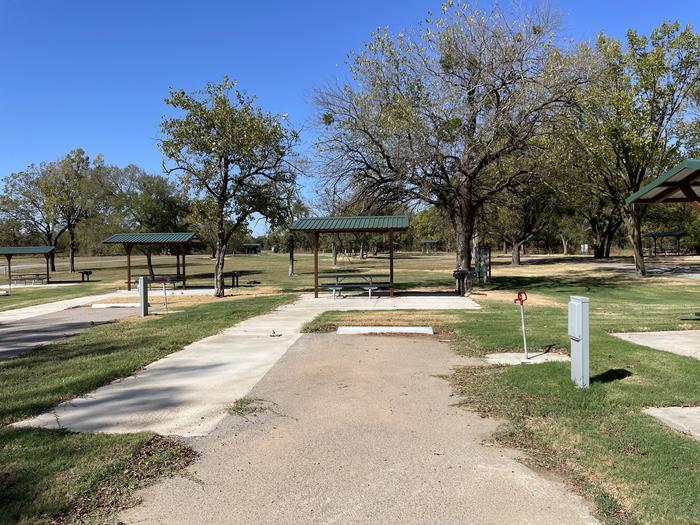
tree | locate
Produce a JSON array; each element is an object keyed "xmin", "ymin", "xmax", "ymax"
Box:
[
  {"xmin": 53, "ymin": 149, "xmax": 102, "ymax": 272},
  {"xmin": 572, "ymin": 23, "xmax": 700, "ymax": 275},
  {"xmin": 104, "ymin": 165, "xmax": 189, "ymax": 278},
  {"xmin": 315, "ymin": 2, "xmax": 584, "ymax": 270},
  {"xmin": 490, "ymin": 173, "xmax": 555, "ymax": 265},
  {"xmin": 161, "ymin": 78, "xmax": 300, "ymax": 296},
  {"xmin": 0, "ymin": 163, "xmax": 66, "ymax": 270}
]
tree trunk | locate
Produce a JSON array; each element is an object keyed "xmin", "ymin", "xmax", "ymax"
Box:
[
  {"xmin": 50, "ymin": 251, "xmax": 56, "ymax": 272},
  {"xmin": 360, "ymin": 241, "xmax": 365, "ymax": 259},
  {"xmin": 145, "ymin": 251, "xmax": 155, "ymax": 280},
  {"xmin": 604, "ymin": 236, "xmax": 614, "ymax": 259},
  {"xmin": 560, "ymin": 235, "xmax": 568, "ymax": 256},
  {"xmin": 68, "ymin": 228, "xmax": 76, "ymax": 272},
  {"xmin": 454, "ymin": 211, "xmax": 475, "ymax": 270},
  {"xmin": 214, "ymin": 231, "xmax": 229, "ymax": 297},
  {"xmin": 288, "ymin": 234, "xmax": 295, "ymax": 277},
  {"xmin": 332, "ymin": 240, "xmax": 338, "ymax": 266},
  {"xmin": 512, "ymin": 243, "xmax": 522, "ymax": 265},
  {"xmin": 593, "ymin": 244, "xmax": 605, "ymax": 259},
  {"xmin": 625, "ymin": 207, "xmax": 646, "ymax": 276}
]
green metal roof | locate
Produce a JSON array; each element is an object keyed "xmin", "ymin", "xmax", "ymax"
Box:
[
  {"xmin": 0, "ymin": 246, "xmax": 55, "ymax": 256},
  {"xmin": 291, "ymin": 215, "xmax": 409, "ymax": 233},
  {"xmin": 103, "ymin": 232, "xmax": 196, "ymax": 244},
  {"xmin": 626, "ymin": 159, "xmax": 700, "ymax": 205},
  {"xmin": 242, "ymin": 243, "xmax": 261, "ymax": 247},
  {"xmin": 643, "ymin": 231, "xmax": 685, "ymax": 238}
]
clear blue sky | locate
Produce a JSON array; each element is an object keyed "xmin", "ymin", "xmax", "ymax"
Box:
[{"xmin": 1, "ymin": 0, "xmax": 698, "ymax": 182}]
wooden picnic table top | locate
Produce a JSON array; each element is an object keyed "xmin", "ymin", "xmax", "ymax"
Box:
[{"xmin": 14, "ymin": 273, "xmax": 45, "ymax": 278}]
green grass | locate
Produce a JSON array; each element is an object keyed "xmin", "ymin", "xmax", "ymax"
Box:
[
  {"xmin": 0, "ymin": 251, "xmax": 459, "ymax": 312},
  {"xmin": 0, "ymin": 293, "xmax": 295, "ymax": 523},
  {"xmin": 303, "ymin": 274, "xmax": 700, "ymax": 523}
]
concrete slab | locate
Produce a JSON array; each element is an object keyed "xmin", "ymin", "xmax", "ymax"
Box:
[
  {"xmin": 644, "ymin": 406, "xmax": 700, "ymax": 442},
  {"xmin": 611, "ymin": 330, "xmax": 700, "ymax": 361},
  {"xmin": 337, "ymin": 325, "xmax": 434, "ymax": 335},
  {"xmin": 15, "ymin": 293, "xmax": 481, "ymax": 437},
  {"xmin": 0, "ymin": 291, "xmax": 125, "ymax": 323},
  {"xmin": 484, "ymin": 351, "xmax": 570, "ymax": 366},
  {"xmin": 0, "ymin": 306, "xmax": 136, "ymax": 361}
]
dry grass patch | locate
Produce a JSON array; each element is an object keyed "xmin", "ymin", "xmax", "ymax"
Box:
[
  {"xmin": 474, "ymin": 289, "xmax": 564, "ymax": 307},
  {"xmin": 302, "ymin": 310, "xmax": 460, "ymax": 335}
]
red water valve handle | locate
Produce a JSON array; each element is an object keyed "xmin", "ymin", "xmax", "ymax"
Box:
[{"xmin": 514, "ymin": 290, "xmax": 528, "ymax": 305}]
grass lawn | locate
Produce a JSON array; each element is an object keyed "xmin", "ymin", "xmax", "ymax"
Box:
[
  {"xmin": 0, "ymin": 293, "xmax": 295, "ymax": 523},
  {"xmin": 0, "ymin": 251, "xmax": 459, "ymax": 312},
  {"xmin": 306, "ymin": 271, "xmax": 700, "ymax": 524}
]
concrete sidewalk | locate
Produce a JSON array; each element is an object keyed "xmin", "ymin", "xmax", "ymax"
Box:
[
  {"xmin": 611, "ymin": 330, "xmax": 700, "ymax": 361},
  {"xmin": 0, "ymin": 292, "xmax": 123, "ymax": 323},
  {"xmin": 15, "ymin": 293, "xmax": 480, "ymax": 436}
]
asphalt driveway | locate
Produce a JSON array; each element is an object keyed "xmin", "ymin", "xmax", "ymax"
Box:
[{"xmin": 120, "ymin": 333, "xmax": 597, "ymax": 524}]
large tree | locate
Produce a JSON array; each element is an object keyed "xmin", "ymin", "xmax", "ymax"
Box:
[
  {"xmin": 572, "ymin": 23, "xmax": 700, "ymax": 275},
  {"xmin": 315, "ymin": 3, "xmax": 584, "ymax": 270},
  {"xmin": 161, "ymin": 78, "xmax": 300, "ymax": 296},
  {"xmin": 0, "ymin": 162, "xmax": 66, "ymax": 270},
  {"xmin": 105, "ymin": 165, "xmax": 189, "ymax": 278},
  {"xmin": 53, "ymin": 149, "xmax": 102, "ymax": 272}
]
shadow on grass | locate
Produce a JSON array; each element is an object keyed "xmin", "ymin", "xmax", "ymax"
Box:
[{"xmin": 591, "ymin": 368, "xmax": 633, "ymax": 383}]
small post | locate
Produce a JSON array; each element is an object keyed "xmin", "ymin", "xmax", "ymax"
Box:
[
  {"xmin": 568, "ymin": 296, "xmax": 590, "ymax": 388},
  {"xmin": 45, "ymin": 254, "xmax": 50, "ymax": 284},
  {"xmin": 138, "ymin": 276, "xmax": 148, "ymax": 317},
  {"xmin": 180, "ymin": 244, "xmax": 187, "ymax": 288}
]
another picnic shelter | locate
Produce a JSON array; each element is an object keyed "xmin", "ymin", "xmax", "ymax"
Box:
[
  {"xmin": 626, "ymin": 159, "xmax": 700, "ymax": 212},
  {"xmin": 0, "ymin": 246, "xmax": 55, "ymax": 286},
  {"xmin": 103, "ymin": 232, "xmax": 196, "ymax": 291},
  {"xmin": 643, "ymin": 231, "xmax": 684, "ymax": 256},
  {"xmin": 291, "ymin": 215, "xmax": 409, "ymax": 298}
]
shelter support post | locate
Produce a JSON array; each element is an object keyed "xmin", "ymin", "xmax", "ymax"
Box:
[
  {"xmin": 5, "ymin": 255, "xmax": 11, "ymax": 290},
  {"xmin": 44, "ymin": 254, "xmax": 50, "ymax": 284},
  {"xmin": 389, "ymin": 230, "xmax": 394, "ymax": 297},
  {"xmin": 179, "ymin": 243, "xmax": 187, "ymax": 288},
  {"xmin": 313, "ymin": 232, "xmax": 319, "ymax": 298},
  {"xmin": 124, "ymin": 243, "xmax": 133, "ymax": 291}
]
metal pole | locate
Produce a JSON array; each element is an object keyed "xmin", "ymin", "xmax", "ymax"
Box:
[
  {"xmin": 520, "ymin": 303, "xmax": 528, "ymax": 360},
  {"xmin": 313, "ymin": 232, "xmax": 319, "ymax": 298}
]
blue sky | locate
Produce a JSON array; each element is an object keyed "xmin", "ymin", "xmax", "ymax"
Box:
[{"xmin": 1, "ymin": 0, "xmax": 698, "ymax": 204}]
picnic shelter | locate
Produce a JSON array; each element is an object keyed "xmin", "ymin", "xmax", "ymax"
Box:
[
  {"xmin": 291, "ymin": 215, "xmax": 409, "ymax": 298},
  {"xmin": 0, "ymin": 246, "xmax": 55, "ymax": 286},
  {"xmin": 103, "ymin": 232, "xmax": 196, "ymax": 291},
  {"xmin": 626, "ymin": 159, "xmax": 700, "ymax": 212}
]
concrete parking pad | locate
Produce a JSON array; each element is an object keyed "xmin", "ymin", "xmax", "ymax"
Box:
[
  {"xmin": 0, "ymin": 306, "xmax": 136, "ymax": 360},
  {"xmin": 484, "ymin": 351, "xmax": 570, "ymax": 365},
  {"xmin": 337, "ymin": 325, "xmax": 434, "ymax": 335},
  {"xmin": 119, "ymin": 334, "xmax": 596, "ymax": 524},
  {"xmin": 645, "ymin": 407, "xmax": 700, "ymax": 443},
  {"xmin": 15, "ymin": 293, "xmax": 480, "ymax": 436},
  {"xmin": 611, "ymin": 330, "xmax": 700, "ymax": 361}
]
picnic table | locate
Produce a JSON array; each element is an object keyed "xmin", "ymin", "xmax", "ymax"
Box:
[
  {"xmin": 319, "ymin": 273, "xmax": 390, "ymax": 299},
  {"xmin": 79, "ymin": 270, "xmax": 93, "ymax": 282},
  {"xmin": 11, "ymin": 273, "xmax": 47, "ymax": 285},
  {"xmin": 134, "ymin": 274, "xmax": 184, "ymax": 290}
]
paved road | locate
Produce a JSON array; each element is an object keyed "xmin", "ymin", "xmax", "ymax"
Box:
[
  {"xmin": 120, "ymin": 334, "xmax": 597, "ymax": 524},
  {"xmin": 0, "ymin": 306, "xmax": 136, "ymax": 360}
]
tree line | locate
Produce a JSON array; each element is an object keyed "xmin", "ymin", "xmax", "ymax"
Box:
[{"xmin": 3, "ymin": 2, "xmax": 700, "ymax": 297}]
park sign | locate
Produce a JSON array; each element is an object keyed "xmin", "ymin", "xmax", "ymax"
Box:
[{"xmin": 626, "ymin": 159, "xmax": 700, "ymax": 211}]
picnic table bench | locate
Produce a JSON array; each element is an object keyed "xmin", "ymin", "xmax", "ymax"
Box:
[
  {"xmin": 319, "ymin": 273, "xmax": 390, "ymax": 299},
  {"xmin": 11, "ymin": 273, "xmax": 47, "ymax": 285},
  {"xmin": 130, "ymin": 274, "xmax": 184, "ymax": 290}
]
